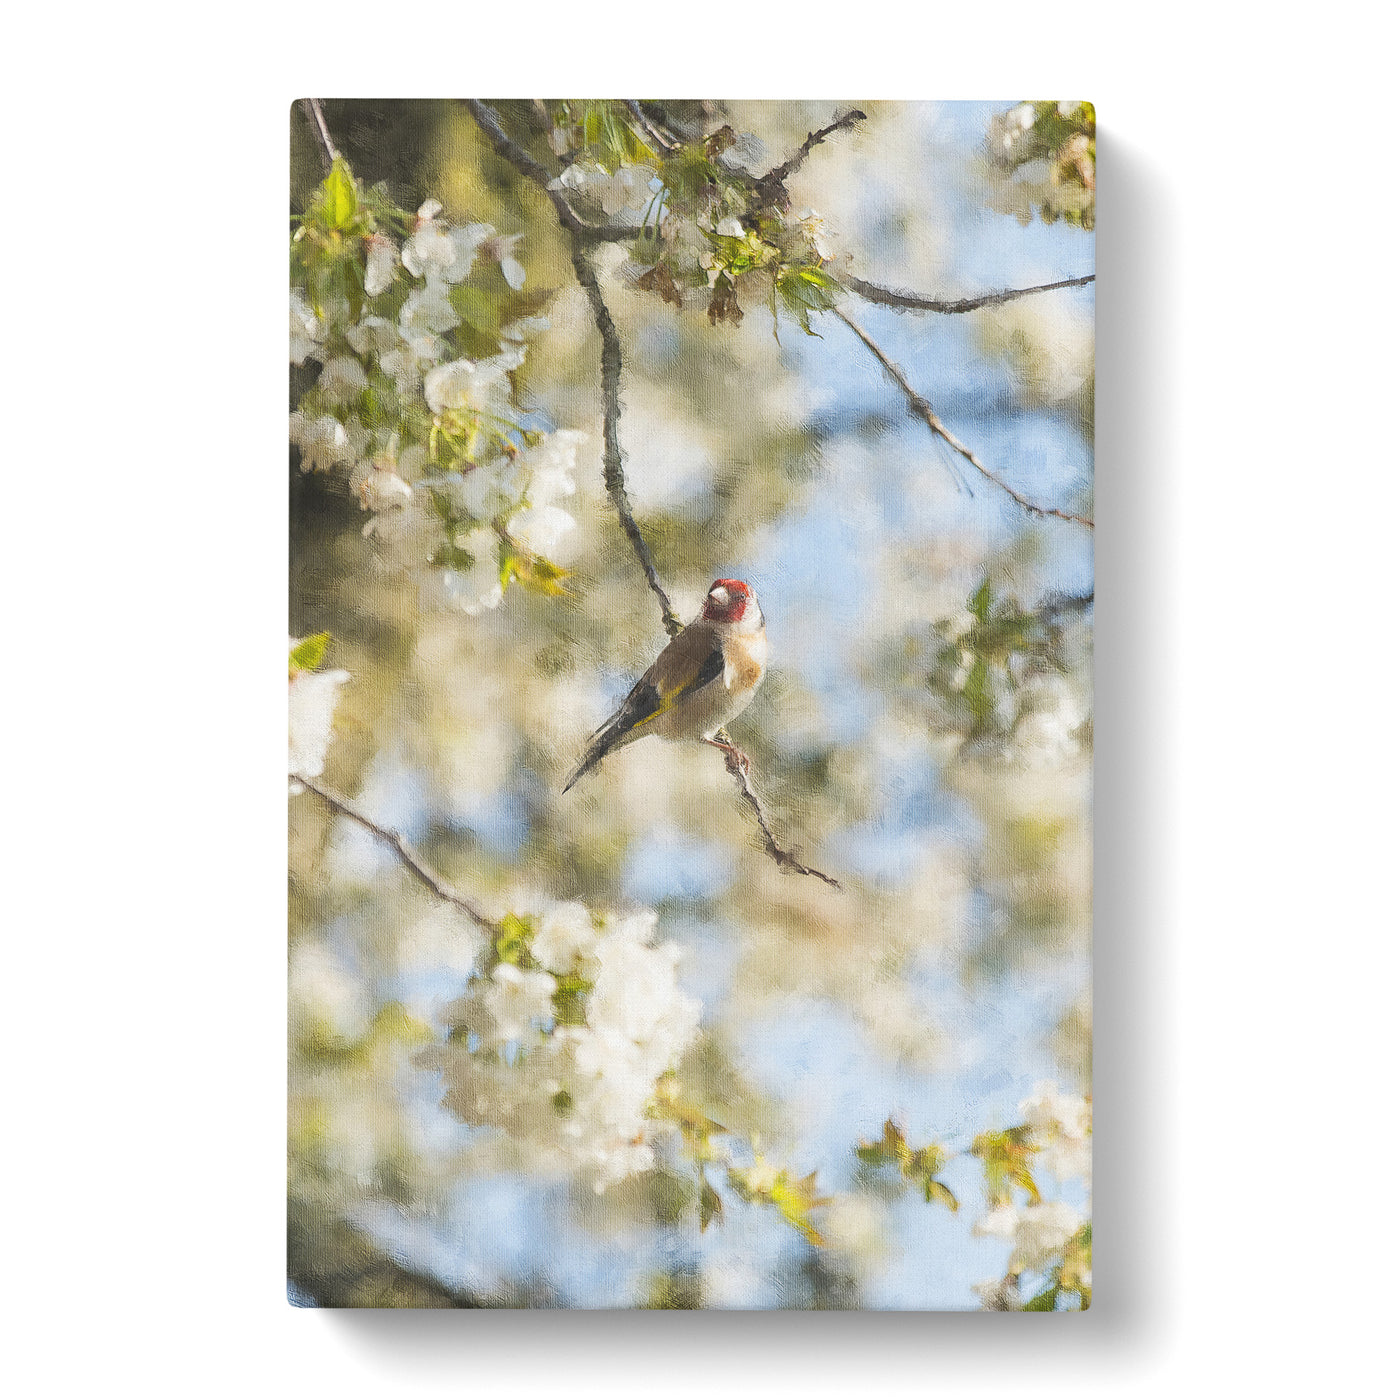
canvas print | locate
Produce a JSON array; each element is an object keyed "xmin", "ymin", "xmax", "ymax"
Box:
[{"xmin": 288, "ymin": 98, "xmax": 1094, "ymax": 1310}]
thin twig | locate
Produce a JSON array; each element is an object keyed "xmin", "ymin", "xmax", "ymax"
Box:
[
  {"xmin": 463, "ymin": 98, "xmax": 682, "ymax": 636},
  {"xmin": 301, "ymin": 98, "xmax": 337, "ymax": 173},
  {"xmin": 756, "ymin": 109, "xmax": 867, "ymax": 192},
  {"xmin": 848, "ymin": 273, "xmax": 1095, "ymax": 315},
  {"xmin": 627, "ymin": 99, "xmax": 676, "ymax": 154},
  {"xmin": 715, "ymin": 738, "xmax": 841, "ymax": 889},
  {"xmin": 569, "ymin": 243, "xmax": 684, "ymax": 635},
  {"xmin": 833, "ymin": 305, "xmax": 1094, "ymax": 529},
  {"xmin": 1039, "ymin": 591, "xmax": 1095, "ymax": 620},
  {"xmin": 637, "ymin": 101, "xmax": 691, "ymax": 151},
  {"xmin": 293, "ymin": 774, "xmax": 500, "ymax": 935}
]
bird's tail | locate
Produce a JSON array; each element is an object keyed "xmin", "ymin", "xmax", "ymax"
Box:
[{"xmin": 561, "ymin": 727, "xmax": 618, "ymax": 793}]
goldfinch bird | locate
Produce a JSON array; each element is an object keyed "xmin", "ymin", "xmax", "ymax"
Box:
[{"xmin": 563, "ymin": 578, "xmax": 768, "ymax": 793}]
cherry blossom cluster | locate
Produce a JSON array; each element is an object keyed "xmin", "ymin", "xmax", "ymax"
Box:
[
  {"xmin": 972, "ymin": 1081, "xmax": 1093, "ymax": 1309},
  {"xmin": 985, "ymin": 101, "xmax": 1096, "ymax": 230},
  {"xmin": 545, "ymin": 101, "xmax": 842, "ymax": 334},
  {"xmin": 290, "ymin": 162, "xmax": 584, "ymax": 616},
  {"xmin": 415, "ymin": 902, "xmax": 702, "ymax": 1192}
]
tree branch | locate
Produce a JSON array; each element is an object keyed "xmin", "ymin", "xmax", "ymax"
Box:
[
  {"xmin": 300, "ymin": 98, "xmax": 337, "ymax": 173},
  {"xmin": 832, "ymin": 304, "xmax": 1094, "ymax": 529},
  {"xmin": 464, "ymin": 98, "xmax": 683, "ymax": 637},
  {"xmin": 569, "ymin": 244, "xmax": 684, "ymax": 636},
  {"xmin": 627, "ymin": 99, "xmax": 676, "ymax": 154},
  {"xmin": 756, "ymin": 109, "xmax": 867, "ymax": 193},
  {"xmin": 462, "ymin": 98, "xmax": 586, "ymax": 234},
  {"xmin": 712, "ymin": 736, "xmax": 841, "ymax": 888},
  {"xmin": 293, "ymin": 774, "xmax": 500, "ymax": 935},
  {"xmin": 848, "ymin": 272, "xmax": 1095, "ymax": 314}
]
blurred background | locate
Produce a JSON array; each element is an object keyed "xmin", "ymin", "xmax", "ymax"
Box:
[{"xmin": 289, "ymin": 99, "xmax": 1093, "ymax": 1309}]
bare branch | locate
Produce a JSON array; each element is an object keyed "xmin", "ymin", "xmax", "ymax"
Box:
[
  {"xmin": 462, "ymin": 98, "xmax": 587, "ymax": 235},
  {"xmin": 832, "ymin": 305, "xmax": 1094, "ymax": 529},
  {"xmin": 575, "ymin": 220, "xmax": 653, "ymax": 245},
  {"xmin": 712, "ymin": 735, "xmax": 841, "ymax": 889},
  {"xmin": 848, "ymin": 272, "xmax": 1095, "ymax": 315},
  {"xmin": 463, "ymin": 98, "xmax": 682, "ymax": 636},
  {"xmin": 1039, "ymin": 591, "xmax": 1095, "ymax": 620},
  {"xmin": 293, "ymin": 774, "xmax": 500, "ymax": 935},
  {"xmin": 757, "ymin": 109, "xmax": 867, "ymax": 192},
  {"xmin": 568, "ymin": 243, "xmax": 684, "ymax": 636},
  {"xmin": 300, "ymin": 98, "xmax": 337, "ymax": 173}
]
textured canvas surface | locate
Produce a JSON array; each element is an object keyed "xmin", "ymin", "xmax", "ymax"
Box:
[{"xmin": 288, "ymin": 98, "xmax": 1094, "ymax": 1310}]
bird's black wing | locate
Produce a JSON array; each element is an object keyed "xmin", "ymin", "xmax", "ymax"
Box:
[
  {"xmin": 604, "ymin": 640, "xmax": 726, "ymax": 738},
  {"xmin": 562, "ymin": 637, "xmax": 727, "ymax": 793}
]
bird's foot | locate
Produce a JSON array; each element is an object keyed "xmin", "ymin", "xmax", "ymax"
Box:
[{"xmin": 705, "ymin": 737, "xmax": 751, "ymax": 778}]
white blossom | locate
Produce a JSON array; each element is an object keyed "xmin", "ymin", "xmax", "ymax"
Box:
[
  {"xmin": 1009, "ymin": 1202, "xmax": 1083, "ymax": 1272},
  {"xmin": 317, "ymin": 355, "xmax": 368, "ymax": 405},
  {"xmin": 289, "ymin": 940, "xmax": 370, "ymax": 1041},
  {"xmin": 1019, "ymin": 1080, "xmax": 1092, "ymax": 1182},
  {"xmin": 289, "ymin": 291, "xmax": 324, "ymax": 366},
  {"xmin": 358, "ymin": 464, "xmax": 414, "ymax": 513},
  {"xmin": 289, "ymin": 410, "xmax": 351, "ymax": 473},
  {"xmin": 288, "ymin": 658, "xmax": 351, "ymax": 790},
  {"xmin": 522, "ymin": 430, "xmax": 583, "ymax": 507},
  {"xmin": 530, "ymin": 901, "xmax": 598, "ymax": 971},
  {"xmin": 364, "ymin": 233, "xmax": 398, "ymax": 296},
  {"xmin": 794, "ymin": 209, "xmax": 835, "ymax": 262},
  {"xmin": 379, "ymin": 331, "xmax": 440, "ymax": 398},
  {"xmin": 716, "ymin": 216, "xmax": 745, "ymax": 238},
  {"xmin": 1007, "ymin": 680, "xmax": 1085, "ymax": 769},
  {"xmin": 403, "ymin": 205, "xmax": 492, "ymax": 283},
  {"xmin": 402, "ymin": 204, "xmax": 458, "ymax": 278},
  {"xmin": 423, "ymin": 357, "xmax": 513, "ymax": 418},
  {"xmin": 417, "ymin": 900, "xmax": 700, "ymax": 1192},
  {"xmin": 482, "ymin": 963, "xmax": 558, "ymax": 1044},
  {"xmin": 399, "ymin": 277, "xmax": 460, "ymax": 338},
  {"xmin": 553, "ymin": 161, "xmax": 655, "ymax": 218},
  {"xmin": 972, "ymin": 1199, "xmax": 1083, "ymax": 1275},
  {"xmin": 483, "ymin": 233, "xmax": 527, "ymax": 290},
  {"xmin": 345, "ymin": 314, "xmax": 400, "ymax": 357},
  {"xmin": 507, "ymin": 505, "xmax": 575, "ymax": 558},
  {"xmin": 441, "ymin": 528, "xmax": 504, "ymax": 615},
  {"xmin": 972, "ymin": 1203, "xmax": 1019, "ymax": 1239},
  {"xmin": 1018, "ymin": 1081, "xmax": 1091, "ymax": 1141}
]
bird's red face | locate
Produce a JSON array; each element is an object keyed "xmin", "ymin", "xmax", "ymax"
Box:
[{"xmin": 702, "ymin": 578, "xmax": 753, "ymax": 624}]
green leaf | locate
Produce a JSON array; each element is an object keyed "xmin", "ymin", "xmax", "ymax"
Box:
[
  {"xmin": 500, "ymin": 542, "xmax": 570, "ymax": 597},
  {"xmin": 775, "ymin": 264, "xmax": 840, "ymax": 338},
  {"xmin": 768, "ymin": 1169, "xmax": 830, "ymax": 1247},
  {"xmin": 699, "ymin": 1174, "xmax": 723, "ymax": 1231},
  {"xmin": 323, "ymin": 159, "xmax": 358, "ymax": 231},
  {"xmin": 494, "ymin": 912, "xmax": 532, "ymax": 966},
  {"xmin": 1023, "ymin": 1284, "xmax": 1060, "ymax": 1311},
  {"xmin": 550, "ymin": 972, "xmax": 593, "ymax": 1027},
  {"xmin": 289, "ymin": 632, "xmax": 330, "ymax": 674},
  {"xmin": 923, "ymin": 1179, "xmax": 959, "ymax": 1212},
  {"xmin": 970, "ymin": 575, "xmax": 994, "ymax": 621}
]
